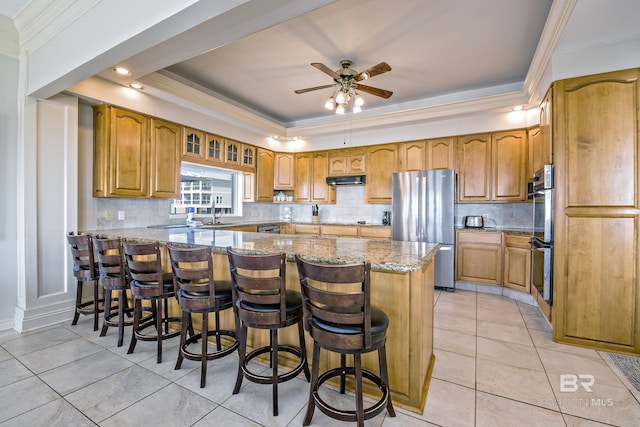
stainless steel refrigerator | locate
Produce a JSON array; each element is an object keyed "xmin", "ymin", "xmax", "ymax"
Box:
[{"xmin": 391, "ymin": 169, "xmax": 455, "ymax": 290}]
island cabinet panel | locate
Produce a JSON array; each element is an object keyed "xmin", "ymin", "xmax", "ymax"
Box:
[
  {"xmin": 255, "ymin": 148, "xmax": 274, "ymax": 202},
  {"xmin": 149, "ymin": 118, "xmax": 181, "ymax": 198},
  {"xmin": 93, "ymin": 105, "xmax": 150, "ymax": 198},
  {"xmin": 553, "ymin": 68, "xmax": 640, "ymax": 354},
  {"xmin": 366, "ymin": 143, "xmax": 398, "ymax": 203}
]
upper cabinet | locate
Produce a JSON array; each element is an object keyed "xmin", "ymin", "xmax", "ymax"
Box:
[
  {"xmin": 225, "ymin": 139, "xmax": 241, "ymax": 166},
  {"xmin": 182, "ymin": 127, "xmax": 204, "ymax": 161},
  {"xmin": 539, "ymin": 86, "xmax": 553, "ymax": 167},
  {"xmin": 93, "ymin": 105, "xmax": 180, "ymax": 199},
  {"xmin": 398, "ymin": 140, "xmax": 426, "ymax": 172},
  {"xmin": 426, "ymin": 137, "xmax": 455, "ymax": 170},
  {"xmin": 241, "ymin": 145, "xmax": 255, "ymax": 169},
  {"xmin": 457, "ymin": 130, "xmax": 528, "ymax": 202},
  {"xmin": 255, "ymin": 148, "xmax": 274, "ymax": 202},
  {"xmin": 366, "ymin": 144, "xmax": 398, "ymax": 203},
  {"xmin": 274, "ymin": 152, "xmax": 295, "ymax": 190},
  {"xmin": 328, "ymin": 148, "xmax": 366, "ymax": 176},
  {"xmin": 295, "ymin": 151, "xmax": 335, "ymax": 203},
  {"xmin": 149, "ymin": 118, "xmax": 181, "ymax": 198},
  {"xmin": 205, "ymin": 133, "xmax": 225, "ymax": 165}
]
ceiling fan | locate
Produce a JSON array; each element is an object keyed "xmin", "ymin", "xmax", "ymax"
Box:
[{"xmin": 295, "ymin": 60, "xmax": 393, "ymax": 113}]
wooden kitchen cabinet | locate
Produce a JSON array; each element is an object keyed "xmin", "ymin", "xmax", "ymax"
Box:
[
  {"xmin": 398, "ymin": 140, "xmax": 426, "ymax": 172},
  {"xmin": 279, "ymin": 223, "xmax": 293, "ymax": 234},
  {"xmin": 321, "ymin": 225, "xmax": 358, "ymax": 237},
  {"xmin": 366, "ymin": 144, "xmax": 398, "ymax": 203},
  {"xmin": 149, "ymin": 118, "xmax": 181, "ymax": 198},
  {"xmin": 255, "ymin": 148, "xmax": 274, "ymax": 202},
  {"xmin": 503, "ymin": 234, "xmax": 531, "ymax": 293},
  {"xmin": 539, "ymin": 86, "xmax": 553, "ymax": 167},
  {"xmin": 274, "ymin": 152, "xmax": 295, "ymax": 190},
  {"xmin": 456, "ymin": 230, "xmax": 503, "ymax": 285},
  {"xmin": 293, "ymin": 224, "xmax": 320, "ymax": 235},
  {"xmin": 243, "ymin": 172, "xmax": 255, "ymax": 202},
  {"xmin": 94, "ymin": 106, "xmax": 148, "ymax": 197},
  {"xmin": 457, "ymin": 130, "xmax": 528, "ymax": 202},
  {"xmin": 527, "ymin": 126, "xmax": 541, "ymax": 179},
  {"xmin": 328, "ymin": 148, "xmax": 366, "ymax": 176},
  {"xmin": 182, "ymin": 127, "xmax": 204, "ymax": 160},
  {"xmin": 225, "ymin": 139, "xmax": 241, "ymax": 166},
  {"xmin": 205, "ymin": 133, "xmax": 224, "ymax": 165},
  {"xmin": 426, "ymin": 137, "xmax": 455, "ymax": 170},
  {"xmin": 241, "ymin": 144, "xmax": 255, "ymax": 169},
  {"xmin": 457, "ymin": 133, "xmax": 491, "ymax": 202},
  {"xmin": 359, "ymin": 226, "xmax": 391, "ymax": 239},
  {"xmin": 492, "ymin": 129, "xmax": 528, "ymax": 201},
  {"xmin": 295, "ymin": 152, "xmax": 335, "ymax": 203},
  {"xmin": 553, "ymin": 68, "xmax": 640, "ymax": 355}
]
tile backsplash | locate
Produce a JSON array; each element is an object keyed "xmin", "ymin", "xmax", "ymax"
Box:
[{"xmin": 91, "ymin": 186, "xmax": 532, "ymax": 230}]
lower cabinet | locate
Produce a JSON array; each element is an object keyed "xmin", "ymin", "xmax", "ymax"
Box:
[
  {"xmin": 503, "ymin": 234, "xmax": 531, "ymax": 293},
  {"xmin": 456, "ymin": 230, "xmax": 503, "ymax": 285}
]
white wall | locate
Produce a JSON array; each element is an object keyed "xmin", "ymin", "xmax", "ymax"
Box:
[{"xmin": 0, "ymin": 53, "xmax": 19, "ymax": 329}]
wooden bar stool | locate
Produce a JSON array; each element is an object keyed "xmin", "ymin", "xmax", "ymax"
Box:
[
  {"xmin": 93, "ymin": 236, "xmax": 134, "ymax": 347},
  {"xmin": 295, "ymin": 255, "xmax": 396, "ymax": 427},
  {"xmin": 66, "ymin": 232, "xmax": 103, "ymax": 331},
  {"xmin": 227, "ymin": 247, "xmax": 310, "ymax": 416},
  {"xmin": 168, "ymin": 245, "xmax": 238, "ymax": 388},
  {"xmin": 123, "ymin": 240, "xmax": 181, "ymax": 363}
]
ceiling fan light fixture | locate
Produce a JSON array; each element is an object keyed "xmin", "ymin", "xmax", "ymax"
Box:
[
  {"xmin": 354, "ymin": 94, "xmax": 364, "ymax": 107},
  {"xmin": 325, "ymin": 97, "xmax": 335, "ymax": 110},
  {"xmin": 352, "ymin": 105, "xmax": 362, "ymax": 113},
  {"xmin": 335, "ymin": 90, "xmax": 347, "ymax": 104},
  {"xmin": 336, "ymin": 105, "xmax": 345, "ymax": 114}
]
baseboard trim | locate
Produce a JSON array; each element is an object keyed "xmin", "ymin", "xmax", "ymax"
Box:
[{"xmin": 13, "ymin": 301, "xmax": 75, "ymax": 333}]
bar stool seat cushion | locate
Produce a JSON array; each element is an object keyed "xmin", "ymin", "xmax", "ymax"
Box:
[
  {"xmin": 238, "ymin": 290, "xmax": 302, "ymax": 315},
  {"xmin": 310, "ymin": 306, "xmax": 388, "ymax": 336}
]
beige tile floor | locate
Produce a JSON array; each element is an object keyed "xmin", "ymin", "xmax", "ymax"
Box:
[{"xmin": 1, "ymin": 289, "xmax": 639, "ymax": 426}]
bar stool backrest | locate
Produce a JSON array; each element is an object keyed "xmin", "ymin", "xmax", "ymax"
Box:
[
  {"xmin": 94, "ymin": 237, "xmax": 126, "ymax": 289},
  {"xmin": 168, "ymin": 246, "xmax": 216, "ymax": 307},
  {"xmin": 227, "ymin": 248, "xmax": 287, "ymax": 326},
  {"xmin": 295, "ymin": 255, "xmax": 372, "ymax": 350},
  {"xmin": 123, "ymin": 240, "xmax": 164, "ymax": 295},
  {"xmin": 66, "ymin": 233, "xmax": 97, "ymax": 281}
]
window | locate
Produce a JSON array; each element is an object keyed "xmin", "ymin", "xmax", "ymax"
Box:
[{"xmin": 171, "ymin": 162, "xmax": 243, "ymax": 217}]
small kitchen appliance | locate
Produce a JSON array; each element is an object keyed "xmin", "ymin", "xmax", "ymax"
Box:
[
  {"xmin": 382, "ymin": 211, "xmax": 391, "ymax": 225},
  {"xmin": 464, "ymin": 216, "xmax": 484, "ymax": 228}
]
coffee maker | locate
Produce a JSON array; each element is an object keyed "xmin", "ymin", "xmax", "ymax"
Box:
[{"xmin": 382, "ymin": 211, "xmax": 391, "ymax": 225}]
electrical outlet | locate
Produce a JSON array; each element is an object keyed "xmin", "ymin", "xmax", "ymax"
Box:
[
  {"xmin": 118, "ymin": 210, "xmax": 125, "ymax": 220},
  {"xmin": 106, "ymin": 210, "xmax": 114, "ymax": 221}
]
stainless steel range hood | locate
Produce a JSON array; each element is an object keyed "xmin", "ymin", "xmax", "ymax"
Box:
[{"xmin": 326, "ymin": 175, "xmax": 367, "ymax": 186}]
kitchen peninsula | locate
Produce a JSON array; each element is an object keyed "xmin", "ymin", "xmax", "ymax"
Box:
[{"xmin": 88, "ymin": 226, "xmax": 439, "ymax": 412}]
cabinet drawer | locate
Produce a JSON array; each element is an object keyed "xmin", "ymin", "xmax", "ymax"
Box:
[
  {"xmin": 504, "ymin": 234, "xmax": 531, "ymax": 248},
  {"xmin": 321, "ymin": 225, "xmax": 358, "ymax": 237},
  {"xmin": 294, "ymin": 224, "xmax": 321, "ymax": 235},
  {"xmin": 456, "ymin": 231, "xmax": 502, "ymax": 245},
  {"xmin": 359, "ymin": 227, "xmax": 391, "ymax": 239}
]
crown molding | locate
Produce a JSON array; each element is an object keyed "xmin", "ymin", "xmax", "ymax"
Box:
[
  {"xmin": 522, "ymin": 0, "xmax": 577, "ymax": 104},
  {"xmin": 14, "ymin": 0, "xmax": 100, "ymax": 54}
]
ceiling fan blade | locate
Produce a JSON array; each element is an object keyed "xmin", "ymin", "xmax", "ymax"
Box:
[
  {"xmin": 294, "ymin": 84, "xmax": 336, "ymax": 94},
  {"xmin": 311, "ymin": 63, "xmax": 341, "ymax": 81},
  {"xmin": 354, "ymin": 62, "xmax": 392, "ymax": 81},
  {"xmin": 356, "ymin": 84, "xmax": 393, "ymax": 99}
]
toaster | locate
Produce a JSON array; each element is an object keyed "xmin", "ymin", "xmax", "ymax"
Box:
[{"xmin": 464, "ymin": 216, "xmax": 484, "ymax": 228}]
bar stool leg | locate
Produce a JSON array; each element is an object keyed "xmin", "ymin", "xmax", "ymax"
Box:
[
  {"xmin": 378, "ymin": 344, "xmax": 396, "ymax": 417},
  {"xmin": 92, "ymin": 282, "xmax": 100, "ymax": 331},
  {"xmin": 201, "ymin": 312, "xmax": 208, "ymax": 388},
  {"xmin": 355, "ymin": 354, "xmax": 364, "ymax": 427},
  {"xmin": 303, "ymin": 342, "xmax": 321, "ymax": 426},
  {"xmin": 271, "ymin": 328, "xmax": 279, "ymax": 416},
  {"xmin": 100, "ymin": 290, "xmax": 113, "ymax": 337},
  {"xmin": 127, "ymin": 298, "xmax": 141, "ymax": 354},
  {"xmin": 298, "ymin": 321, "xmax": 311, "ymax": 381},
  {"xmin": 117, "ymin": 288, "xmax": 125, "ymax": 347},
  {"xmin": 175, "ymin": 310, "xmax": 188, "ymax": 370},
  {"xmin": 233, "ymin": 324, "xmax": 247, "ymax": 394},
  {"xmin": 156, "ymin": 298, "xmax": 163, "ymax": 364}
]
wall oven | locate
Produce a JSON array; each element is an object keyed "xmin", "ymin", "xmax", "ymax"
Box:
[{"xmin": 530, "ymin": 165, "xmax": 554, "ymax": 303}]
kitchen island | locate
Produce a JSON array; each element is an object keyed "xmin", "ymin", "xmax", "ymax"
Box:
[{"xmin": 88, "ymin": 227, "xmax": 438, "ymax": 413}]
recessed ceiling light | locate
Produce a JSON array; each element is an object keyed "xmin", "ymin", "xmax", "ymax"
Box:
[
  {"xmin": 112, "ymin": 67, "xmax": 131, "ymax": 76},
  {"xmin": 128, "ymin": 83, "xmax": 143, "ymax": 90},
  {"xmin": 512, "ymin": 105, "xmax": 524, "ymax": 111}
]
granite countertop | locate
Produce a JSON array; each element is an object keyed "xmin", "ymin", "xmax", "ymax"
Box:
[
  {"xmin": 455, "ymin": 226, "xmax": 533, "ymax": 235},
  {"xmin": 87, "ymin": 227, "xmax": 438, "ymax": 273}
]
